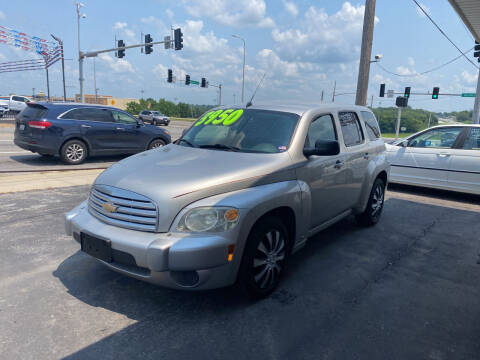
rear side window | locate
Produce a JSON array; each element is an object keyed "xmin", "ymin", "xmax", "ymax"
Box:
[
  {"xmin": 18, "ymin": 106, "xmax": 47, "ymax": 120},
  {"xmin": 361, "ymin": 111, "xmax": 381, "ymax": 140},
  {"xmin": 339, "ymin": 111, "xmax": 364, "ymax": 147},
  {"xmin": 462, "ymin": 128, "xmax": 480, "ymax": 150},
  {"xmin": 12, "ymin": 96, "xmax": 25, "ymax": 102},
  {"xmin": 61, "ymin": 108, "xmax": 113, "ymax": 122}
]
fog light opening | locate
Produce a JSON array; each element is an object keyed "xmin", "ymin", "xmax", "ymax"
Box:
[
  {"xmin": 227, "ymin": 244, "xmax": 235, "ymax": 262},
  {"xmin": 170, "ymin": 270, "xmax": 200, "ymax": 287}
]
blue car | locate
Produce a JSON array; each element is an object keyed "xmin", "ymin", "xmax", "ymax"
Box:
[{"xmin": 14, "ymin": 102, "xmax": 171, "ymax": 164}]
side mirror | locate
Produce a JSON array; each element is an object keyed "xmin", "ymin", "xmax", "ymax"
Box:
[{"xmin": 304, "ymin": 139, "xmax": 340, "ymax": 157}]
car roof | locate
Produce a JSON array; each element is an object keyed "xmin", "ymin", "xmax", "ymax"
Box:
[
  {"xmin": 212, "ymin": 103, "xmax": 373, "ymax": 116},
  {"xmin": 427, "ymin": 124, "xmax": 480, "ymax": 128},
  {"xmin": 30, "ymin": 102, "xmax": 124, "ymax": 112}
]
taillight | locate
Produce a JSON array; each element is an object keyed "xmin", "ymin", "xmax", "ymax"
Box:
[{"xmin": 28, "ymin": 120, "xmax": 52, "ymax": 129}]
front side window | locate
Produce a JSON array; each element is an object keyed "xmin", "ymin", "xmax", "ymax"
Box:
[
  {"xmin": 112, "ymin": 110, "xmax": 137, "ymax": 124},
  {"xmin": 408, "ymin": 127, "xmax": 462, "ymax": 148},
  {"xmin": 304, "ymin": 114, "xmax": 336, "ymax": 148},
  {"xmin": 462, "ymin": 128, "xmax": 480, "ymax": 150},
  {"xmin": 180, "ymin": 108, "xmax": 300, "ymax": 153},
  {"xmin": 339, "ymin": 111, "xmax": 364, "ymax": 147},
  {"xmin": 361, "ymin": 111, "xmax": 381, "ymax": 140},
  {"xmin": 12, "ymin": 96, "xmax": 23, "ymax": 102}
]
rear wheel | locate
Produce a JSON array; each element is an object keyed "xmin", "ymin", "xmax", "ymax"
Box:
[
  {"xmin": 356, "ymin": 178, "xmax": 385, "ymax": 226},
  {"xmin": 237, "ymin": 217, "xmax": 289, "ymax": 299},
  {"xmin": 152, "ymin": 119, "xmax": 157, "ymax": 126},
  {"xmin": 148, "ymin": 138, "xmax": 166, "ymax": 149},
  {"xmin": 60, "ymin": 139, "xmax": 87, "ymax": 165}
]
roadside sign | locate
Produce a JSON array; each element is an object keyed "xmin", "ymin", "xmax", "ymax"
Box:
[
  {"xmin": 190, "ymin": 80, "xmax": 199, "ymax": 85},
  {"xmin": 461, "ymin": 93, "xmax": 476, "ymax": 97},
  {"xmin": 164, "ymin": 36, "xmax": 171, "ymax": 49},
  {"xmin": 387, "ymin": 90, "xmax": 394, "ymax": 98},
  {"xmin": 400, "ymin": 126, "xmax": 406, "ymax": 131}
]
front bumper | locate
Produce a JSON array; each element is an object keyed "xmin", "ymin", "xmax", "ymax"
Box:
[{"xmin": 65, "ymin": 202, "xmax": 241, "ymax": 290}]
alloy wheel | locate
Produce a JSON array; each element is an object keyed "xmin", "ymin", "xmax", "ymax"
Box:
[
  {"xmin": 371, "ymin": 184, "xmax": 384, "ymax": 217},
  {"xmin": 65, "ymin": 143, "xmax": 84, "ymax": 162},
  {"xmin": 253, "ymin": 230, "xmax": 286, "ymax": 289}
]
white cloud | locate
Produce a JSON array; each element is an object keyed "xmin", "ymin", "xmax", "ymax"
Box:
[
  {"xmin": 98, "ymin": 53, "xmax": 134, "ymax": 73},
  {"xmin": 271, "ymin": 2, "xmax": 378, "ymax": 63},
  {"xmin": 283, "ymin": 1, "xmax": 298, "ymax": 16},
  {"xmin": 166, "ymin": 9, "xmax": 174, "ymax": 20},
  {"xmin": 416, "ymin": 3, "xmax": 430, "ymax": 18},
  {"xmin": 461, "ymin": 70, "xmax": 477, "ymax": 84},
  {"xmin": 0, "ymin": 11, "xmax": 5, "ymax": 20},
  {"xmin": 183, "ymin": 0, "xmax": 275, "ymax": 28},
  {"xmin": 113, "ymin": 22, "xmax": 127, "ymax": 30},
  {"xmin": 257, "ymin": 49, "xmax": 298, "ymax": 77}
]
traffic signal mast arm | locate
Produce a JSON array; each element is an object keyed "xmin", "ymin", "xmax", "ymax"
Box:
[{"xmin": 81, "ymin": 39, "xmax": 173, "ymax": 58}]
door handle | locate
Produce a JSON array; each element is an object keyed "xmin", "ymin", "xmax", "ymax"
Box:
[
  {"xmin": 334, "ymin": 160, "xmax": 345, "ymax": 169},
  {"xmin": 438, "ymin": 153, "xmax": 450, "ymax": 158},
  {"xmin": 363, "ymin": 152, "xmax": 369, "ymax": 160},
  {"xmin": 81, "ymin": 124, "xmax": 91, "ymax": 128},
  {"xmin": 116, "ymin": 127, "xmax": 125, "ymax": 131}
]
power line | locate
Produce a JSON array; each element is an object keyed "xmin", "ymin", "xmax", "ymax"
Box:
[
  {"xmin": 375, "ymin": 46, "xmax": 474, "ymax": 77},
  {"xmin": 412, "ymin": 0, "xmax": 479, "ymax": 70}
]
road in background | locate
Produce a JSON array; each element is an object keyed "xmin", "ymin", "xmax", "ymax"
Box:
[
  {"xmin": 1, "ymin": 184, "xmax": 479, "ymax": 360},
  {"xmin": 0, "ymin": 121, "xmax": 191, "ymax": 172}
]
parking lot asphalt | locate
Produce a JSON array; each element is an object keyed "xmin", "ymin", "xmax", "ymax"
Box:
[
  {"xmin": 1, "ymin": 184, "xmax": 479, "ymax": 360},
  {"xmin": 0, "ymin": 121, "xmax": 190, "ymax": 172}
]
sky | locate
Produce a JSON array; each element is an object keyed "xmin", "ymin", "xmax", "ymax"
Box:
[{"xmin": 0, "ymin": 0, "xmax": 478, "ymax": 113}]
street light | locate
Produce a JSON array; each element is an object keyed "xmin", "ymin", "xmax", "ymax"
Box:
[
  {"xmin": 370, "ymin": 54, "xmax": 383, "ymax": 63},
  {"xmin": 51, "ymin": 34, "xmax": 66, "ymax": 101},
  {"xmin": 76, "ymin": 1, "xmax": 86, "ymax": 103},
  {"xmin": 232, "ymin": 35, "xmax": 245, "ymax": 104}
]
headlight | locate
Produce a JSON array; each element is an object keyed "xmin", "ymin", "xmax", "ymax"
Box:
[{"xmin": 177, "ymin": 207, "xmax": 239, "ymax": 233}]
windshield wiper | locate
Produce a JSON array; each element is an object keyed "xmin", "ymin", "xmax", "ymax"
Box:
[
  {"xmin": 177, "ymin": 138, "xmax": 197, "ymax": 147},
  {"xmin": 198, "ymin": 143, "xmax": 240, "ymax": 152}
]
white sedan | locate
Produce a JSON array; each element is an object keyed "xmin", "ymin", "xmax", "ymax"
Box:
[{"xmin": 386, "ymin": 124, "xmax": 480, "ymax": 195}]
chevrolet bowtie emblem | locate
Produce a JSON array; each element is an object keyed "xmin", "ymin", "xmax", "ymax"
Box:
[{"xmin": 102, "ymin": 202, "xmax": 118, "ymax": 213}]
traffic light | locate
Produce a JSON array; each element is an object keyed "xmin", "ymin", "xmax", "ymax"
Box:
[
  {"xmin": 475, "ymin": 41, "xmax": 480, "ymax": 62},
  {"xmin": 145, "ymin": 34, "xmax": 153, "ymax": 55},
  {"xmin": 379, "ymin": 83, "xmax": 385, "ymax": 97},
  {"xmin": 167, "ymin": 69, "xmax": 173, "ymax": 83},
  {"xmin": 185, "ymin": 75, "xmax": 190, "ymax": 85},
  {"xmin": 201, "ymin": 78, "xmax": 206, "ymax": 88},
  {"xmin": 432, "ymin": 87, "xmax": 439, "ymax": 99},
  {"xmin": 117, "ymin": 40, "xmax": 125, "ymax": 58},
  {"xmin": 396, "ymin": 96, "xmax": 408, "ymax": 108},
  {"xmin": 404, "ymin": 87, "xmax": 411, "ymax": 98},
  {"xmin": 174, "ymin": 28, "xmax": 183, "ymax": 50}
]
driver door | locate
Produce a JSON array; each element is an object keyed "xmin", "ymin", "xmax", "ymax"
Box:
[
  {"xmin": 111, "ymin": 110, "xmax": 143, "ymax": 152},
  {"xmin": 390, "ymin": 127, "xmax": 463, "ymax": 187},
  {"xmin": 297, "ymin": 114, "xmax": 349, "ymax": 229}
]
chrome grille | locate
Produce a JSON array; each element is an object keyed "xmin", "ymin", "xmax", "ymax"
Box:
[{"xmin": 88, "ymin": 185, "xmax": 158, "ymax": 232}]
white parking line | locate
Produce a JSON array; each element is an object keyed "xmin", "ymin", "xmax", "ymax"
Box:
[
  {"xmin": 0, "ymin": 140, "xmax": 12, "ymax": 142},
  {"xmin": 0, "ymin": 151, "xmax": 29, "ymax": 154}
]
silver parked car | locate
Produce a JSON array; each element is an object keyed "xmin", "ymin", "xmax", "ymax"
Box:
[
  {"xmin": 138, "ymin": 110, "xmax": 170, "ymax": 126},
  {"xmin": 66, "ymin": 104, "xmax": 390, "ymax": 298}
]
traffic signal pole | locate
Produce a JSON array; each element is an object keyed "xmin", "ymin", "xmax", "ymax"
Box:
[
  {"xmin": 473, "ymin": 70, "xmax": 480, "ymax": 124},
  {"xmin": 355, "ymin": 0, "xmax": 376, "ymax": 106},
  {"xmin": 395, "ymin": 107, "xmax": 402, "ymax": 141}
]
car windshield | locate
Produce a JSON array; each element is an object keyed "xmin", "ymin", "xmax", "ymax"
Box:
[
  {"xmin": 179, "ymin": 108, "xmax": 300, "ymax": 153},
  {"xmin": 152, "ymin": 111, "xmax": 160, "ymax": 115}
]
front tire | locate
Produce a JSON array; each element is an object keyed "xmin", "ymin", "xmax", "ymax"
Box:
[
  {"xmin": 237, "ymin": 217, "xmax": 290, "ymax": 299},
  {"xmin": 60, "ymin": 139, "xmax": 87, "ymax": 165},
  {"xmin": 148, "ymin": 138, "xmax": 166, "ymax": 149},
  {"xmin": 356, "ymin": 178, "xmax": 386, "ymax": 226},
  {"xmin": 152, "ymin": 119, "xmax": 157, "ymax": 126}
]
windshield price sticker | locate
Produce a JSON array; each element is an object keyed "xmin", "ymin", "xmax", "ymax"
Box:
[{"xmin": 195, "ymin": 109, "xmax": 244, "ymax": 127}]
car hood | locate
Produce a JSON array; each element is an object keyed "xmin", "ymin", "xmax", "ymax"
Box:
[{"xmin": 94, "ymin": 144, "xmax": 295, "ymax": 231}]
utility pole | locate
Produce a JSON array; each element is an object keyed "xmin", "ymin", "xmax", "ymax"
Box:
[
  {"xmin": 355, "ymin": 0, "xmax": 376, "ymax": 106},
  {"xmin": 427, "ymin": 112, "xmax": 432, "ymax": 128},
  {"xmin": 219, "ymin": 84, "xmax": 222, "ymax": 106},
  {"xmin": 32, "ymin": 88, "xmax": 35, "ymax": 98},
  {"xmin": 370, "ymin": 95, "xmax": 374, "ymax": 108},
  {"xmin": 93, "ymin": 58, "xmax": 97, "ymax": 104},
  {"xmin": 395, "ymin": 107, "xmax": 402, "ymax": 141},
  {"xmin": 332, "ymin": 80, "xmax": 336, "ymax": 102},
  {"xmin": 233, "ymin": 93, "xmax": 236, "ymax": 104},
  {"xmin": 473, "ymin": 69, "xmax": 480, "ymax": 124},
  {"xmin": 321, "ymin": 90, "xmax": 324, "ymax": 102}
]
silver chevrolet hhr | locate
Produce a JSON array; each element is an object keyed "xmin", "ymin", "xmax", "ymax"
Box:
[{"xmin": 66, "ymin": 104, "xmax": 390, "ymax": 298}]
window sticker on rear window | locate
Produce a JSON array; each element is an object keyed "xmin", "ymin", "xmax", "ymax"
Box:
[{"xmin": 194, "ymin": 109, "xmax": 244, "ymax": 127}]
